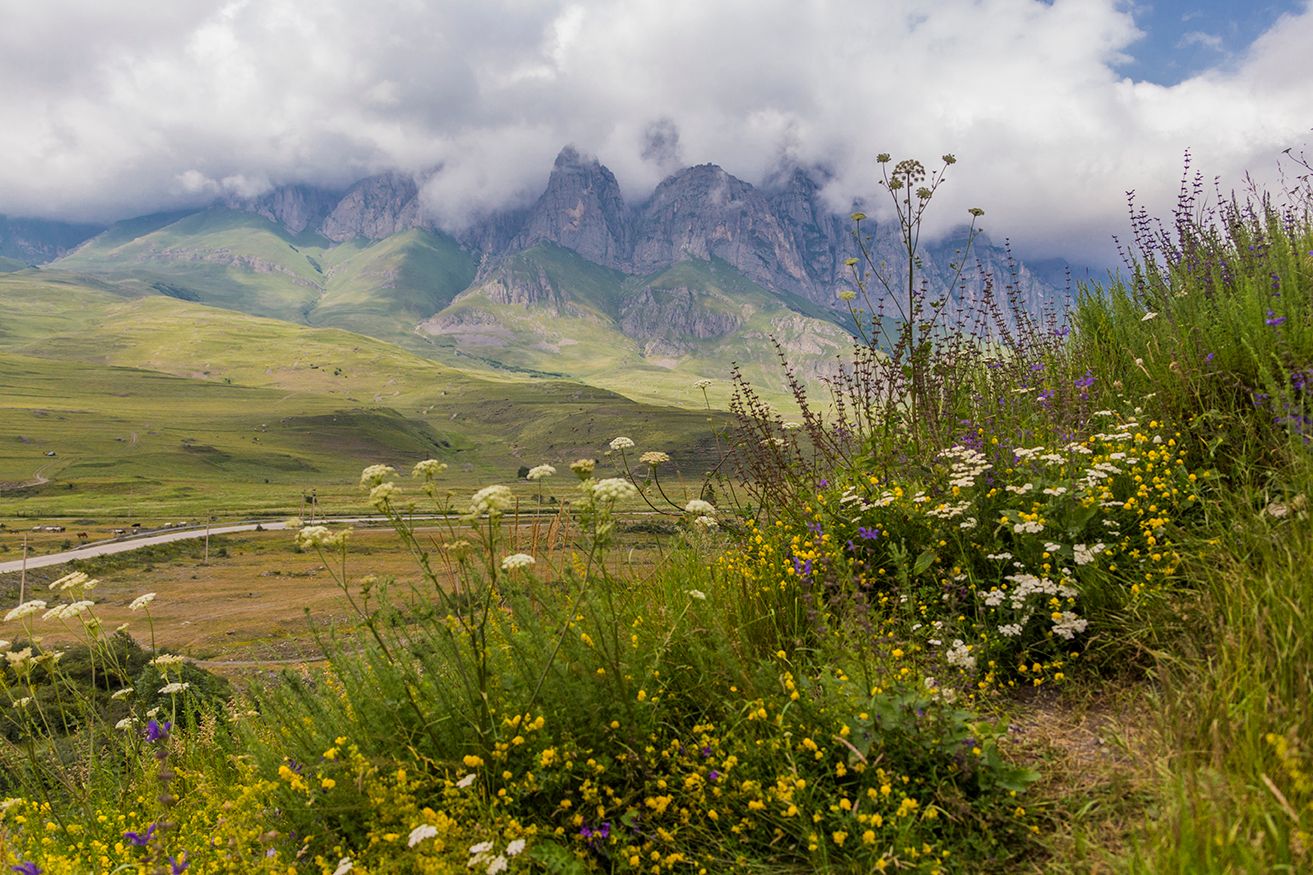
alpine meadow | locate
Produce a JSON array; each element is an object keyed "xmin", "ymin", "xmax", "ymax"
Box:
[{"xmin": 3, "ymin": 3, "xmax": 1313, "ymax": 873}]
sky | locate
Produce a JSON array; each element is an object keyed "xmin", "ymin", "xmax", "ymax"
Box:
[{"xmin": 0, "ymin": 0, "xmax": 1309, "ymax": 265}]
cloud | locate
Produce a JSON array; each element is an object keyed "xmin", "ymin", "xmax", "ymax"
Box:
[{"xmin": 0, "ymin": 0, "xmax": 1309, "ymax": 265}]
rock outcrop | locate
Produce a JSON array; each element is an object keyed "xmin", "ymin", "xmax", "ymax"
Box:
[{"xmin": 320, "ymin": 174, "xmax": 421, "ymax": 242}]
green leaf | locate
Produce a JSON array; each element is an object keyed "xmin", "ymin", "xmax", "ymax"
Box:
[{"xmin": 912, "ymin": 548, "xmax": 938, "ymax": 577}]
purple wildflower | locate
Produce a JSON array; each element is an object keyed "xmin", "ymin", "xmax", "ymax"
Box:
[
  {"xmin": 708, "ymin": 770, "xmax": 721, "ymax": 782},
  {"xmin": 124, "ymin": 824, "xmax": 158, "ymax": 847},
  {"xmin": 10, "ymin": 864, "xmax": 41, "ymax": 875},
  {"xmin": 1204, "ymin": 352, "xmax": 1215, "ymax": 363},
  {"xmin": 169, "ymin": 855, "xmax": 190, "ymax": 874},
  {"xmin": 857, "ymin": 526, "xmax": 881, "ymax": 540},
  {"xmin": 1074, "ymin": 370, "xmax": 1095, "ymax": 389},
  {"xmin": 144, "ymin": 719, "xmax": 172, "ymax": 743},
  {"xmin": 1266, "ymin": 310, "xmax": 1287, "ymax": 327}
]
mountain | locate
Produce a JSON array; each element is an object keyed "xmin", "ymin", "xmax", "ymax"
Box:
[
  {"xmin": 28, "ymin": 146, "xmax": 1067, "ymax": 410},
  {"xmin": 0, "ymin": 214, "xmax": 102, "ymax": 264}
]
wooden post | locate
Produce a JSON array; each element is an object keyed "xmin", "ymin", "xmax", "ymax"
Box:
[{"xmin": 204, "ymin": 520, "xmax": 210, "ymax": 564}]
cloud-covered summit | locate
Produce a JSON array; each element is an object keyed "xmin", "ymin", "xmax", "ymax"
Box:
[{"xmin": 1, "ymin": 0, "xmax": 1310, "ymax": 265}]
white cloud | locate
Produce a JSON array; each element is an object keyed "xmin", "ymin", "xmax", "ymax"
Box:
[{"xmin": 0, "ymin": 0, "xmax": 1309, "ymax": 265}]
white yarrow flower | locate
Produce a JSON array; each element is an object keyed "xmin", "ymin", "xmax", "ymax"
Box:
[
  {"xmin": 408, "ymin": 824, "xmax": 438, "ymax": 847},
  {"xmin": 506, "ymin": 839, "xmax": 526, "ymax": 857},
  {"xmin": 608, "ymin": 436, "xmax": 635, "ymax": 451},
  {"xmin": 486, "ymin": 856, "xmax": 508, "ymax": 875}
]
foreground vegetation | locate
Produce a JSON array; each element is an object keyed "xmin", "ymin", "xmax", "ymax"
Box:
[{"xmin": 1, "ymin": 156, "xmax": 1310, "ymax": 872}]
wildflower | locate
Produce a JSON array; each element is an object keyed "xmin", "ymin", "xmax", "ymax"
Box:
[
  {"xmin": 469, "ymin": 841, "xmax": 494, "ymax": 855},
  {"xmin": 638, "ymin": 451, "xmax": 670, "ymax": 465},
  {"xmin": 4, "ymin": 601, "xmax": 46, "ymax": 622},
  {"xmin": 693, "ymin": 515, "xmax": 718, "ymax": 531},
  {"xmin": 124, "ymin": 823, "xmax": 158, "ymax": 847},
  {"xmin": 151, "ymin": 653, "xmax": 187, "ymax": 668},
  {"xmin": 49, "ymin": 571, "xmax": 90, "ymax": 592},
  {"xmin": 686, "ymin": 589, "xmax": 707, "ymax": 600},
  {"xmin": 486, "ymin": 857, "xmax": 508, "ymax": 875},
  {"xmin": 462, "ymin": 755, "xmax": 485, "ymax": 768},
  {"xmin": 369, "ymin": 482, "xmax": 398, "ymax": 508},
  {"xmin": 1051, "ymin": 612, "xmax": 1089, "ymax": 639},
  {"xmin": 506, "ymin": 839, "xmax": 526, "ymax": 857},
  {"xmin": 332, "ymin": 860, "xmax": 354, "ymax": 875},
  {"xmin": 1266, "ymin": 310, "xmax": 1287, "ymax": 327},
  {"xmin": 781, "ymin": 421, "xmax": 802, "ymax": 430},
  {"xmin": 10, "ymin": 864, "xmax": 41, "ymax": 875},
  {"xmin": 128, "ymin": 593, "xmax": 157, "ymax": 611},
  {"xmin": 168, "ymin": 856, "xmax": 190, "ymax": 874},
  {"xmin": 412, "ymin": 459, "xmax": 447, "ymax": 479},
  {"xmin": 115, "ymin": 717, "xmax": 137, "ymax": 730},
  {"xmin": 837, "ymin": 290, "xmax": 857, "ymax": 301},
  {"xmin": 694, "ymin": 379, "xmax": 713, "ymax": 389},
  {"xmin": 408, "ymin": 824, "xmax": 438, "ymax": 847},
  {"xmin": 468, "ymin": 484, "xmax": 514, "ymax": 517},
  {"xmin": 858, "ymin": 526, "xmax": 880, "ymax": 540},
  {"xmin": 45, "ymin": 600, "xmax": 95, "ymax": 621},
  {"xmin": 500, "ymin": 553, "xmax": 535, "ymax": 571},
  {"xmin": 592, "ymin": 477, "xmax": 637, "ymax": 503},
  {"xmin": 359, "ymin": 464, "xmax": 397, "ymax": 488},
  {"xmin": 456, "ymin": 773, "xmax": 477, "ymax": 788},
  {"xmin": 11, "ymin": 697, "xmax": 31, "ymax": 709},
  {"xmin": 144, "ymin": 719, "xmax": 172, "ymax": 743},
  {"xmin": 159, "ymin": 682, "xmax": 191, "ymax": 695},
  {"xmin": 296, "ymin": 525, "xmax": 347, "ymax": 550},
  {"xmin": 685, "ymin": 499, "xmax": 716, "ymax": 516},
  {"xmin": 111, "ymin": 687, "xmax": 134, "ymax": 700},
  {"xmin": 609, "ymin": 436, "xmax": 635, "ymax": 451},
  {"xmin": 569, "ymin": 458, "xmax": 595, "ymax": 478},
  {"xmin": 945, "ymin": 640, "xmax": 976, "ymax": 671},
  {"xmin": 526, "ymin": 464, "xmax": 556, "ymax": 480}
]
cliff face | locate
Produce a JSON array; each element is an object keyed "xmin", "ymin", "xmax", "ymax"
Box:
[
  {"xmin": 618, "ymin": 285, "xmax": 743, "ymax": 349},
  {"xmin": 238, "ymin": 185, "xmax": 341, "ymax": 235},
  {"xmin": 320, "ymin": 174, "xmax": 421, "ymax": 242},
  {"xmin": 0, "ymin": 214, "xmax": 102, "ymax": 263},
  {"xmin": 511, "ymin": 147, "xmax": 632, "ymax": 270},
  {"xmin": 630, "ymin": 164, "xmax": 815, "ymax": 296}
]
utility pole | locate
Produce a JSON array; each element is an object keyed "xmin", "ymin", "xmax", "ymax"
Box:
[{"xmin": 203, "ymin": 519, "xmax": 211, "ymax": 564}]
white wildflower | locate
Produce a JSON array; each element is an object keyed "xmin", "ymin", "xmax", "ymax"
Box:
[
  {"xmin": 408, "ymin": 824, "xmax": 439, "ymax": 847},
  {"xmin": 456, "ymin": 773, "xmax": 477, "ymax": 788},
  {"xmin": 486, "ymin": 855, "xmax": 508, "ymax": 875},
  {"xmin": 50, "ymin": 600, "xmax": 95, "ymax": 621},
  {"xmin": 506, "ymin": 839, "xmax": 526, "ymax": 857},
  {"xmin": 1013, "ymin": 520, "xmax": 1045, "ymax": 534},
  {"xmin": 569, "ymin": 458, "xmax": 595, "ymax": 478},
  {"xmin": 1051, "ymin": 612, "xmax": 1089, "ymax": 640},
  {"xmin": 12, "ymin": 697, "xmax": 31, "ymax": 709},
  {"xmin": 359, "ymin": 464, "xmax": 397, "ymax": 488},
  {"xmin": 5, "ymin": 601, "xmax": 46, "ymax": 622},
  {"xmin": 412, "ymin": 459, "xmax": 448, "ymax": 479},
  {"xmin": 693, "ymin": 515, "xmax": 718, "ymax": 531},
  {"xmin": 500, "ymin": 553, "xmax": 535, "ymax": 571},
  {"xmin": 591, "ymin": 477, "xmax": 637, "ymax": 503},
  {"xmin": 369, "ymin": 482, "xmax": 399, "ymax": 508},
  {"xmin": 49, "ymin": 571, "xmax": 90, "ymax": 592},
  {"xmin": 159, "ymin": 682, "xmax": 191, "ymax": 695},
  {"xmin": 526, "ymin": 464, "xmax": 556, "ymax": 480},
  {"xmin": 945, "ymin": 639, "xmax": 977, "ymax": 672},
  {"xmin": 115, "ymin": 717, "xmax": 137, "ymax": 731},
  {"xmin": 111, "ymin": 687, "xmax": 134, "ymax": 700},
  {"xmin": 4, "ymin": 647, "xmax": 32, "ymax": 667},
  {"xmin": 694, "ymin": 379, "xmax": 713, "ymax": 389},
  {"xmin": 469, "ymin": 842, "xmax": 494, "ymax": 855},
  {"xmin": 686, "ymin": 589, "xmax": 707, "ymax": 600},
  {"xmin": 781, "ymin": 421, "xmax": 803, "ymax": 430},
  {"xmin": 998, "ymin": 623, "xmax": 1024, "ymax": 637},
  {"xmin": 1042, "ymin": 486, "xmax": 1068, "ymax": 496},
  {"xmin": 986, "ymin": 551, "xmax": 1013, "ymax": 561},
  {"xmin": 608, "ymin": 436, "xmax": 634, "ymax": 451},
  {"xmin": 128, "ymin": 592, "xmax": 157, "ymax": 611},
  {"xmin": 684, "ymin": 499, "xmax": 716, "ymax": 516},
  {"xmin": 469, "ymin": 484, "xmax": 515, "ymax": 517},
  {"xmin": 332, "ymin": 859, "xmax": 354, "ymax": 875},
  {"xmin": 638, "ymin": 451, "xmax": 670, "ymax": 465},
  {"xmin": 1044, "ymin": 542, "xmax": 1063, "ymax": 554},
  {"xmin": 151, "ymin": 653, "xmax": 186, "ymax": 668}
]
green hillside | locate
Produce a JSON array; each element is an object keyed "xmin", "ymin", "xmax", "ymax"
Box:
[{"xmin": 0, "ymin": 273, "xmax": 723, "ymax": 517}]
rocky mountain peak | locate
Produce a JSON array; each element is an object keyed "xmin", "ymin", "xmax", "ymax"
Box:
[
  {"xmin": 511, "ymin": 146, "xmax": 631, "ymax": 269},
  {"xmin": 233, "ymin": 184, "xmax": 341, "ymax": 235},
  {"xmin": 320, "ymin": 173, "xmax": 421, "ymax": 242}
]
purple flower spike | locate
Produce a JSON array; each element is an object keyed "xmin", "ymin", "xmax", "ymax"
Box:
[
  {"xmin": 144, "ymin": 719, "xmax": 172, "ymax": 743},
  {"xmin": 11, "ymin": 864, "xmax": 42, "ymax": 875},
  {"xmin": 169, "ymin": 855, "xmax": 190, "ymax": 874},
  {"xmin": 858, "ymin": 526, "xmax": 881, "ymax": 540},
  {"xmin": 1266, "ymin": 310, "xmax": 1287, "ymax": 327}
]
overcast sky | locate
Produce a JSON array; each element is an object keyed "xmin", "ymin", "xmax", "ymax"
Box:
[{"xmin": 1, "ymin": 0, "xmax": 1309, "ymax": 264}]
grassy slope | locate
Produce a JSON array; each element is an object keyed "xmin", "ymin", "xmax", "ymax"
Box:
[{"xmin": 0, "ymin": 273, "xmax": 722, "ymax": 518}]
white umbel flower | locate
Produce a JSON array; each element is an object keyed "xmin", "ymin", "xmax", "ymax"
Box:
[
  {"xmin": 469, "ymin": 485, "xmax": 515, "ymax": 517},
  {"xmin": 592, "ymin": 478, "xmax": 637, "ymax": 503},
  {"xmin": 526, "ymin": 464, "xmax": 556, "ymax": 481},
  {"xmin": 408, "ymin": 824, "xmax": 438, "ymax": 847},
  {"xmin": 500, "ymin": 553, "xmax": 535, "ymax": 571},
  {"xmin": 128, "ymin": 593, "xmax": 157, "ymax": 611},
  {"xmin": 4, "ymin": 601, "xmax": 46, "ymax": 622},
  {"xmin": 684, "ymin": 499, "xmax": 716, "ymax": 516},
  {"xmin": 608, "ymin": 436, "xmax": 635, "ymax": 451},
  {"xmin": 359, "ymin": 464, "xmax": 397, "ymax": 488}
]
